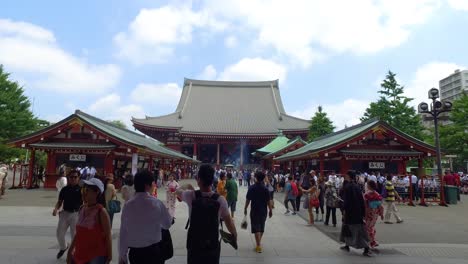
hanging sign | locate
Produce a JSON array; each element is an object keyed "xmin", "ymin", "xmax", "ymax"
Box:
[
  {"xmin": 70, "ymin": 154, "xmax": 86, "ymax": 162},
  {"xmin": 369, "ymin": 162, "xmax": 385, "ymax": 169}
]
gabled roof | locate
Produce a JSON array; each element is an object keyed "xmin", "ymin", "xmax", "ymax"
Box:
[
  {"xmin": 132, "ymin": 79, "xmax": 310, "ymax": 136},
  {"xmin": 275, "ymin": 118, "xmax": 436, "ymax": 161},
  {"xmin": 263, "ymin": 136, "xmax": 308, "ymax": 159},
  {"xmin": 9, "ymin": 110, "xmax": 195, "ymax": 161}
]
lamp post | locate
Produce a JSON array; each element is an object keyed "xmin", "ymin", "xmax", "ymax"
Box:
[{"xmin": 418, "ymin": 88, "xmax": 452, "ymax": 207}]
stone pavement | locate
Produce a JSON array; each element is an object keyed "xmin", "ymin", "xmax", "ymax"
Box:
[{"xmin": 0, "ymin": 179, "xmax": 467, "ymax": 263}]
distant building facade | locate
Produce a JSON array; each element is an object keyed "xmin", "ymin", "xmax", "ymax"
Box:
[{"xmin": 439, "ymin": 69, "xmax": 468, "ymax": 101}]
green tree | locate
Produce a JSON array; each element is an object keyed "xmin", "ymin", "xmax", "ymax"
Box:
[
  {"xmin": 308, "ymin": 106, "xmax": 335, "ymax": 141},
  {"xmin": 109, "ymin": 120, "xmax": 127, "ymax": 129},
  {"xmin": 0, "ymin": 65, "xmax": 39, "ymax": 162},
  {"xmin": 439, "ymin": 93, "xmax": 468, "ymax": 170},
  {"xmin": 361, "ymin": 71, "xmax": 424, "ymax": 139}
]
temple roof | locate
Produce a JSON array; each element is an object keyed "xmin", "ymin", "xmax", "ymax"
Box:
[
  {"xmin": 254, "ymin": 133, "xmax": 308, "ymax": 158},
  {"xmin": 132, "ymin": 79, "xmax": 310, "ymax": 136},
  {"xmin": 275, "ymin": 118, "xmax": 436, "ymax": 161},
  {"xmin": 9, "ymin": 110, "xmax": 195, "ymax": 161}
]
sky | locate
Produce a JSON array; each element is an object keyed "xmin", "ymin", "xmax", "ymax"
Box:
[{"xmin": 1, "ymin": 0, "xmax": 468, "ymax": 130}]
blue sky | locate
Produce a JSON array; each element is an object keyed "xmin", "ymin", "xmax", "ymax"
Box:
[{"xmin": 1, "ymin": 0, "xmax": 468, "ymax": 129}]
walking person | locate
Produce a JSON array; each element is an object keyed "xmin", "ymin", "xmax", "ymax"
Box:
[
  {"xmin": 67, "ymin": 178, "xmax": 112, "ymax": 264},
  {"xmin": 177, "ymin": 164, "xmax": 237, "ymax": 264},
  {"xmin": 104, "ymin": 174, "xmax": 117, "ymax": 227},
  {"xmin": 340, "ymin": 170, "xmax": 371, "ymax": 257},
  {"xmin": 315, "ymin": 177, "xmax": 325, "ymax": 222},
  {"xmin": 121, "ymin": 174, "xmax": 135, "ymax": 203},
  {"xmin": 119, "ymin": 170, "xmax": 173, "ymax": 264},
  {"xmin": 225, "ymin": 172, "xmax": 238, "ymax": 218},
  {"xmin": 364, "ymin": 180, "xmax": 384, "ymax": 249},
  {"xmin": 383, "ymin": 174, "xmax": 403, "ymax": 224},
  {"xmin": 265, "ymin": 174, "xmax": 275, "ymax": 208},
  {"xmin": 324, "ymin": 181, "xmax": 338, "ymax": 227},
  {"xmin": 244, "ymin": 171, "xmax": 273, "ymax": 253},
  {"xmin": 283, "ymin": 175, "xmax": 297, "ymax": 215},
  {"xmin": 303, "ymin": 178, "xmax": 319, "ymax": 225},
  {"xmin": 216, "ymin": 172, "xmax": 228, "ymax": 198},
  {"xmin": 294, "ymin": 177, "xmax": 303, "ymax": 211},
  {"xmin": 0, "ymin": 166, "xmax": 8, "ymax": 199},
  {"xmin": 56, "ymin": 171, "xmax": 68, "ymax": 198},
  {"xmin": 52, "ymin": 170, "xmax": 82, "ymax": 259},
  {"xmin": 165, "ymin": 173, "xmax": 180, "ymax": 221}
]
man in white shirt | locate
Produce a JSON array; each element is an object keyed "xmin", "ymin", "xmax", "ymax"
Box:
[
  {"xmin": 177, "ymin": 164, "xmax": 237, "ymax": 264},
  {"xmin": 119, "ymin": 170, "xmax": 172, "ymax": 264},
  {"xmin": 328, "ymin": 171, "xmax": 337, "ymax": 183},
  {"xmin": 88, "ymin": 166, "xmax": 97, "ymax": 179}
]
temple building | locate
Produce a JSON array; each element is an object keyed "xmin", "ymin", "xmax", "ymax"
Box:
[
  {"xmin": 132, "ymin": 79, "xmax": 310, "ymax": 168},
  {"xmin": 274, "ymin": 118, "xmax": 437, "ymax": 177},
  {"xmin": 8, "ymin": 110, "xmax": 194, "ymax": 189}
]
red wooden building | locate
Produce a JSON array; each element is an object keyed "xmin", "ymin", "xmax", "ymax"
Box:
[
  {"xmin": 274, "ymin": 118, "xmax": 436, "ymax": 177},
  {"xmin": 132, "ymin": 79, "xmax": 310, "ymax": 169},
  {"xmin": 8, "ymin": 110, "xmax": 194, "ymax": 189}
]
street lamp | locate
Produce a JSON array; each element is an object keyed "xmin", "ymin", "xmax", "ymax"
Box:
[{"xmin": 418, "ymin": 87, "xmax": 452, "ymax": 206}]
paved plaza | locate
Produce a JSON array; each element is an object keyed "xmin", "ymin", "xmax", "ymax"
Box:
[{"xmin": 0, "ymin": 175, "xmax": 467, "ymax": 263}]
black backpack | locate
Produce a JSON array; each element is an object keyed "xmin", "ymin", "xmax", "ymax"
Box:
[{"xmin": 186, "ymin": 190, "xmax": 220, "ymax": 251}]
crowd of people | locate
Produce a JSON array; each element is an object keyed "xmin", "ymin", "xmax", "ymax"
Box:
[{"xmin": 27, "ymin": 162, "xmax": 466, "ymax": 262}]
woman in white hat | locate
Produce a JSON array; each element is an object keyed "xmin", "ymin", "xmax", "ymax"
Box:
[{"xmin": 67, "ymin": 178, "xmax": 112, "ymax": 264}]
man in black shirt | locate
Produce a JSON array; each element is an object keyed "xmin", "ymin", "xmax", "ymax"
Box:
[
  {"xmin": 244, "ymin": 171, "xmax": 273, "ymax": 254},
  {"xmin": 52, "ymin": 170, "xmax": 82, "ymax": 259}
]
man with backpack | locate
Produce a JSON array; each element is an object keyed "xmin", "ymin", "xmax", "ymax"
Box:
[
  {"xmin": 284, "ymin": 175, "xmax": 297, "ymax": 215},
  {"xmin": 177, "ymin": 164, "xmax": 237, "ymax": 264}
]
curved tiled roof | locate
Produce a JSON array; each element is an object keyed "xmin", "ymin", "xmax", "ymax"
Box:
[{"xmin": 132, "ymin": 79, "xmax": 310, "ymax": 136}]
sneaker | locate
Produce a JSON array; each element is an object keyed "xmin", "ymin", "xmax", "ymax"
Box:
[
  {"xmin": 396, "ymin": 220, "xmax": 404, "ymax": 224},
  {"xmin": 255, "ymin": 246, "xmax": 262, "ymax": 253},
  {"xmin": 292, "ymin": 212, "xmax": 296, "ymax": 215},
  {"xmin": 56, "ymin": 247, "xmax": 68, "ymax": 259},
  {"xmin": 284, "ymin": 211, "xmax": 290, "ymax": 215},
  {"xmin": 384, "ymin": 221, "xmax": 393, "ymax": 224},
  {"xmin": 363, "ymin": 251, "xmax": 372, "ymax": 257},
  {"xmin": 324, "ymin": 222, "xmax": 329, "ymax": 226}
]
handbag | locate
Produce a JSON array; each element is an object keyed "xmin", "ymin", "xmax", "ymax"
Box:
[
  {"xmin": 310, "ymin": 197, "xmax": 320, "ymax": 208},
  {"xmin": 161, "ymin": 229, "xmax": 173, "ymax": 260},
  {"xmin": 108, "ymin": 197, "xmax": 121, "ymax": 214}
]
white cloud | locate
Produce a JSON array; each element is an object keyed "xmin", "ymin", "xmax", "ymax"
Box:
[
  {"xmin": 292, "ymin": 99, "xmax": 370, "ymax": 130},
  {"xmin": 405, "ymin": 62, "xmax": 465, "ymax": 106},
  {"xmin": 0, "ymin": 19, "xmax": 121, "ymax": 93},
  {"xmin": 88, "ymin": 93, "xmax": 145, "ymax": 128},
  {"xmin": 224, "ymin": 35, "xmax": 238, "ymax": 48},
  {"xmin": 218, "ymin": 57, "xmax": 287, "ymax": 82},
  {"xmin": 447, "ymin": 0, "xmax": 468, "ymax": 10},
  {"xmin": 202, "ymin": 0, "xmax": 442, "ymax": 67},
  {"xmin": 197, "ymin": 64, "xmax": 217, "ymax": 80},
  {"xmin": 114, "ymin": 5, "xmax": 227, "ymax": 64},
  {"xmin": 130, "ymin": 83, "xmax": 182, "ymax": 106}
]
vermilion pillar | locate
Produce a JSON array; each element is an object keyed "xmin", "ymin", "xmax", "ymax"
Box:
[
  {"xmin": 216, "ymin": 143, "xmax": 220, "ymax": 166},
  {"xmin": 105, "ymin": 152, "xmax": 115, "ymax": 175},
  {"xmin": 148, "ymin": 156, "xmax": 154, "ymax": 172},
  {"xmin": 397, "ymin": 159, "xmax": 407, "ymax": 175},
  {"xmin": 193, "ymin": 143, "xmax": 198, "ymax": 160},
  {"xmin": 340, "ymin": 157, "xmax": 348, "ymax": 175},
  {"xmin": 27, "ymin": 149, "xmax": 36, "ymax": 188},
  {"xmin": 46, "ymin": 152, "xmax": 56, "ymax": 174},
  {"xmin": 319, "ymin": 156, "xmax": 325, "ymax": 179}
]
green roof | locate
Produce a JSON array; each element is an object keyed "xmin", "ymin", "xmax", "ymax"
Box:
[
  {"xmin": 255, "ymin": 134, "xmax": 291, "ymax": 154},
  {"xmin": 9, "ymin": 110, "xmax": 195, "ymax": 161},
  {"xmin": 75, "ymin": 110, "xmax": 194, "ymax": 161},
  {"xmin": 262, "ymin": 136, "xmax": 308, "ymax": 159},
  {"xmin": 275, "ymin": 118, "xmax": 436, "ymax": 161},
  {"xmin": 340, "ymin": 149, "xmax": 423, "ymax": 156}
]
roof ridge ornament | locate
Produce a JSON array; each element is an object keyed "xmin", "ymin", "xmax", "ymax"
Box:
[
  {"xmin": 271, "ymin": 83, "xmax": 282, "ymax": 121},
  {"xmin": 179, "ymin": 81, "xmax": 192, "ymax": 119}
]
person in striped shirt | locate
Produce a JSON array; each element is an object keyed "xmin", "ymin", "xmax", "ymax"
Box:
[{"xmin": 384, "ymin": 175, "xmax": 403, "ymax": 224}]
